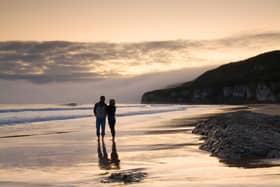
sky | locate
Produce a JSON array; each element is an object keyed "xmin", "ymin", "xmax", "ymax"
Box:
[
  {"xmin": 0, "ymin": 0, "xmax": 280, "ymax": 103},
  {"xmin": 1, "ymin": 0, "xmax": 280, "ymax": 42}
]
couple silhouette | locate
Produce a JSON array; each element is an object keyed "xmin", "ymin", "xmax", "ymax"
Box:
[
  {"xmin": 97, "ymin": 138, "xmax": 120, "ymax": 170},
  {"xmin": 93, "ymin": 96, "xmax": 116, "ymax": 141}
]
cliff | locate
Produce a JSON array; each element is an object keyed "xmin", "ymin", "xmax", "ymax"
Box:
[{"xmin": 141, "ymin": 50, "xmax": 280, "ymax": 104}]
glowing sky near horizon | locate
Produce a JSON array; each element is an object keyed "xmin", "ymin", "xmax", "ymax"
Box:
[
  {"xmin": 1, "ymin": 0, "xmax": 280, "ymax": 42},
  {"xmin": 0, "ymin": 0, "xmax": 280, "ymax": 103}
]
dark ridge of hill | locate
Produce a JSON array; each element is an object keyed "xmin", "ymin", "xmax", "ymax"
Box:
[{"xmin": 141, "ymin": 50, "xmax": 280, "ymax": 104}]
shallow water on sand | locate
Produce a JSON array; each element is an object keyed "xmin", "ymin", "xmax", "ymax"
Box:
[{"xmin": 0, "ymin": 105, "xmax": 280, "ymax": 186}]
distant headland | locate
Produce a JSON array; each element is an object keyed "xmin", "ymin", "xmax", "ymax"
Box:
[{"xmin": 141, "ymin": 50, "xmax": 280, "ymax": 104}]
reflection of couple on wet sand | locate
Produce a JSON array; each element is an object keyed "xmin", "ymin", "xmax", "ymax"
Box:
[{"xmin": 98, "ymin": 139, "xmax": 120, "ymax": 170}]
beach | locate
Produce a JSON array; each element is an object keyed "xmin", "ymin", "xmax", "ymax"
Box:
[{"xmin": 0, "ymin": 104, "xmax": 280, "ymax": 187}]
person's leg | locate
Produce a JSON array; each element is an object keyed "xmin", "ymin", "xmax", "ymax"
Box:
[
  {"xmin": 96, "ymin": 118, "xmax": 101, "ymax": 137},
  {"xmin": 109, "ymin": 123, "xmax": 114, "ymax": 138},
  {"xmin": 113, "ymin": 119, "xmax": 116, "ymax": 138},
  {"xmin": 101, "ymin": 118, "xmax": 106, "ymax": 137},
  {"xmin": 112, "ymin": 122, "xmax": 115, "ymax": 138},
  {"xmin": 109, "ymin": 118, "xmax": 116, "ymax": 138}
]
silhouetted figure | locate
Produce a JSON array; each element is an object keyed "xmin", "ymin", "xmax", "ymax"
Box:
[
  {"xmin": 110, "ymin": 141, "xmax": 120, "ymax": 169},
  {"xmin": 107, "ymin": 99, "xmax": 116, "ymax": 140},
  {"xmin": 94, "ymin": 96, "xmax": 107, "ymax": 139},
  {"xmin": 97, "ymin": 139, "xmax": 110, "ymax": 170}
]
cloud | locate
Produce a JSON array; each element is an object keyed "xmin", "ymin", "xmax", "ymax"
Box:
[
  {"xmin": 0, "ymin": 32, "xmax": 280, "ymax": 83},
  {"xmin": 0, "ymin": 66, "xmax": 215, "ymax": 104}
]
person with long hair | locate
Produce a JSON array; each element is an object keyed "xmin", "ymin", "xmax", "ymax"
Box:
[{"xmin": 107, "ymin": 99, "xmax": 116, "ymax": 141}]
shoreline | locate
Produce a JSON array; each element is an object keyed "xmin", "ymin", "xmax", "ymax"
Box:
[{"xmin": 1, "ymin": 104, "xmax": 280, "ymax": 186}]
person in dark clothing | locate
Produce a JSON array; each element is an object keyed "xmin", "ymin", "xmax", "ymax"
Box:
[
  {"xmin": 94, "ymin": 96, "xmax": 107, "ymax": 139},
  {"xmin": 107, "ymin": 99, "xmax": 116, "ymax": 140}
]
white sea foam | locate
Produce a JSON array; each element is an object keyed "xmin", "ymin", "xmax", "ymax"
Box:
[{"xmin": 0, "ymin": 104, "xmax": 187, "ymax": 125}]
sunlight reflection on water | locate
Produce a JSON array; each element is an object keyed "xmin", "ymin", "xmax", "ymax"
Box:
[{"xmin": 0, "ymin": 105, "xmax": 279, "ymax": 186}]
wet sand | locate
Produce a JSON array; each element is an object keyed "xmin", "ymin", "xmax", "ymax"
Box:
[{"xmin": 0, "ymin": 105, "xmax": 280, "ymax": 186}]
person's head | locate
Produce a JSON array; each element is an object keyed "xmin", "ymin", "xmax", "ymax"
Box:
[
  {"xmin": 100, "ymin": 96, "xmax": 105, "ymax": 103},
  {"xmin": 109, "ymin": 99, "xmax": 115, "ymax": 106}
]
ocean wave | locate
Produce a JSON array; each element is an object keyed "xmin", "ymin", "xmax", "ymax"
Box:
[
  {"xmin": 0, "ymin": 107, "xmax": 92, "ymax": 113},
  {"xmin": 117, "ymin": 107, "xmax": 186, "ymax": 117},
  {"xmin": 0, "ymin": 106, "xmax": 186, "ymax": 126},
  {"xmin": 0, "ymin": 114, "xmax": 92, "ymax": 125},
  {"xmin": 0, "ymin": 104, "xmax": 148, "ymax": 114}
]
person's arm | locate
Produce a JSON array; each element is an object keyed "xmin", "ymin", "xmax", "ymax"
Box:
[
  {"xmin": 105, "ymin": 104, "xmax": 108, "ymax": 116},
  {"xmin": 93, "ymin": 103, "xmax": 97, "ymax": 116},
  {"xmin": 113, "ymin": 106, "xmax": 116, "ymax": 115}
]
